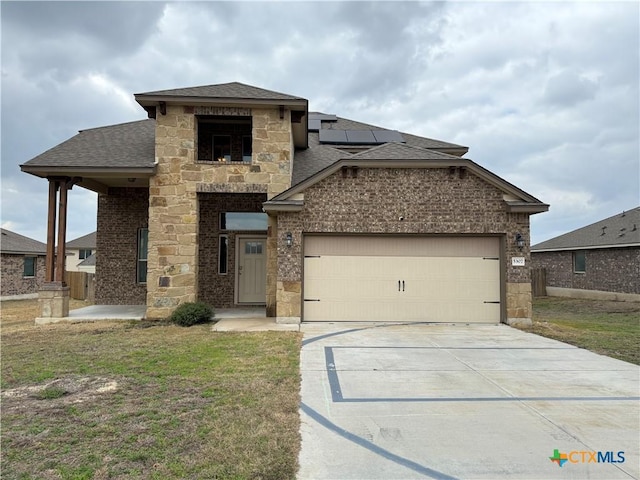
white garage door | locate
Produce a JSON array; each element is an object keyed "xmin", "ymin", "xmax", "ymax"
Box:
[{"xmin": 303, "ymin": 236, "xmax": 501, "ymax": 323}]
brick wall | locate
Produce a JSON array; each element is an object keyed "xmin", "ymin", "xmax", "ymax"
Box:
[
  {"xmin": 278, "ymin": 168, "xmax": 531, "ymax": 282},
  {"xmin": 96, "ymin": 187, "xmax": 149, "ymax": 304},
  {"xmin": 532, "ymin": 247, "xmax": 640, "ymax": 294},
  {"xmin": 0, "ymin": 254, "xmax": 46, "ymax": 297},
  {"xmin": 275, "ymin": 167, "xmax": 534, "ymax": 321},
  {"xmin": 197, "ymin": 193, "xmax": 267, "ymax": 307}
]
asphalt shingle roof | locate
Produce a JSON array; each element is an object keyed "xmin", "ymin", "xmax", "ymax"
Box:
[
  {"xmin": 292, "ymin": 146, "xmax": 351, "ymax": 186},
  {"xmin": 307, "ymin": 114, "xmax": 467, "ymax": 151},
  {"xmin": 291, "ymin": 114, "xmax": 468, "ymax": 185},
  {"xmin": 66, "ymin": 231, "xmax": 97, "ymax": 249},
  {"xmin": 350, "ymin": 142, "xmax": 463, "ymax": 161},
  {"xmin": 22, "ymin": 119, "xmax": 155, "ymax": 169},
  {"xmin": 136, "ymin": 82, "xmax": 305, "ymax": 101},
  {"xmin": 532, "ymin": 207, "xmax": 640, "ymax": 251},
  {"xmin": 0, "ymin": 229, "xmax": 47, "ymax": 255},
  {"xmin": 78, "ymin": 253, "xmax": 96, "ymax": 267}
]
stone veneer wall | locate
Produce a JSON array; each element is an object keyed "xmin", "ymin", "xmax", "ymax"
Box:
[
  {"xmin": 532, "ymin": 247, "xmax": 640, "ymax": 294},
  {"xmin": 197, "ymin": 193, "xmax": 267, "ymax": 308},
  {"xmin": 146, "ymin": 105, "xmax": 293, "ymax": 318},
  {"xmin": 0, "ymin": 254, "xmax": 46, "ymax": 297},
  {"xmin": 96, "ymin": 187, "xmax": 149, "ymax": 304},
  {"xmin": 276, "ymin": 167, "xmax": 534, "ymax": 323}
]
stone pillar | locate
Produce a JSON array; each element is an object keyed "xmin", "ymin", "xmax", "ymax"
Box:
[
  {"xmin": 506, "ymin": 282, "xmax": 532, "ymax": 327},
  {"xmin": 36, "ymin": 282, "xmax": 70, "ymax": 323},
  {"xmin": 145, "ymin": 106, "xmax": 198, "ymax": 319},
  {"xmin": 265, "ymin": 215, "xmax": 278, "ymax": 317},
  {"xmin": 276, "ymin": 281, "xmax": 301, "ymax": 324}
]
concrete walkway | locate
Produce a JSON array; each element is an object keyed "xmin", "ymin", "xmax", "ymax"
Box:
[
  {"xmin": 298, "ymin": 322, "xmax": 640, "ymax": 479},
  {"xmin": 36, "ymin": 305, "xmax": 299, "ymax": 331},
  {"xmin": 36, "ymin": 305, "xmax": 146, "ymax": 324},
  {"xmin": 212, "ymin": 308, "xmax": 299, "ymax": 332}
]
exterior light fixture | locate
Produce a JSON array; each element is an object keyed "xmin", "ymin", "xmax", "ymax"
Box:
[
  {"xmin": 285, "ymin": 232, "xmax": 293, "ymax": 247},
  {"xmin": 515, "ymin": 233, "xmax": 525, "ymax": 250}
]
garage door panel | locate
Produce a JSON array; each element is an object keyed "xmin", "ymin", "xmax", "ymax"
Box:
[{"xmin": 303, "ymin": 237, "xmax": 501, "ymax": 323}]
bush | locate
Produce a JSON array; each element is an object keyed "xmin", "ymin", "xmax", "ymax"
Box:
[{"xmin": 169, "ymin": 302, "xmax": 214, "ymax": 327}]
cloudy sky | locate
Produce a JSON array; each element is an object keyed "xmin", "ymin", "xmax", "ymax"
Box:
[{"xmin": 1, "ymin": 1, "xmax": 638, "ymax": 245}]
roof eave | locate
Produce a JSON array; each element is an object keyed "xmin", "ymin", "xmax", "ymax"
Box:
[
  {"xmin": 20, "ymin": 165, "xmax": 156, "ymax": 177},
  {"xmin": 134, "ymin": 94, "xmax": 308, "ymax": 109},
  {"xmin": 532, "ymin": 243, "xmax": 640, "ymax": 252},
  {"xmin": 1, "ymin": 250, "xmax": 47, "ymax": 255},
  {"xmin": 20, "ymin": 165, "xmax": 156, "ymax": 194},
  {"xmin": 437, "ymin": 147, "xmax": 469, "ymax": 157},
  {"xmin": 262, "ymin": 200, "xmax": 304, "ymax": 213},
  {"xmin": 506, "ymin": 201, "xmax": 550, "ymax": 214}
]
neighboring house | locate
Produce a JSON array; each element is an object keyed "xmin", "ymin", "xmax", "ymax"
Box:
[
  {"xmin": 0, "ymin": 228, "xmax": 47, "ymax": 299},
  {"xmin": 77, "ymin": 253, "xmax": 96, "ymax": 273},
  {"xmin": 66, "ymin": 231, "xmax": 96, "ymax": 273},
  {"xmin": 21, "ymin": 82, "xmax": 548, "ymax": 324},
  {"xmin": 532, "ymin": 207, "xmax": 640, "ymax": 301}
]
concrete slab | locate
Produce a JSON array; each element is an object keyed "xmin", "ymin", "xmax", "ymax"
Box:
[
  {"xmin": 298, "ymin": 323, "xmax": 640, "ymax": 480},
  {"xmin": 35, "ymin": 305, "xmax": 145, "ymax": 324},
  {"xmin": 212, "ymin": 317, "xmax": 299, "ymax": 332},
  {"xmin": 211, "ymin": 307, "xmax": 299, "ymax": 332}
]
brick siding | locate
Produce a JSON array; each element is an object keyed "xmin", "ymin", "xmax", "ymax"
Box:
[
  {"xmin": 277, "ymin": 168, "xmax": 531, "ymax": 283},
  {"xmin": 197, "ymin": 192, "xmax": 266, "ymax": 307},
  {"xmin": 0, "ymin": 254, "xmax": 46, "ymax": 297},
  {"xmin": 96, "ymin": 187, "xmax": 149, "ymax": 304},
  {"xmin": 532, "ymin": 247, "xmax": 640, "ymax": 294}
]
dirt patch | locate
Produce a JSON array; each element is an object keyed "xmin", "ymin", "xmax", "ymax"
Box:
[{"xmin": 1, "ymin": 375, "xmax": 119, "ymax": 412}]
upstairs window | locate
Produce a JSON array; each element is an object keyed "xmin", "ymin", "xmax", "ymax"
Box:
[
  {"xmin": 197, "ymin": 116, "xmax": 252, "ymax": 163},
  {"xmin": 79, "ymin": 249, "xmax": 92, "ymax": 260}
]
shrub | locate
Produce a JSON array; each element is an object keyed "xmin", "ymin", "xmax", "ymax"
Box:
[{"xmin": 169, "ymin": 302, "xmax": 214, "ymax": 327}]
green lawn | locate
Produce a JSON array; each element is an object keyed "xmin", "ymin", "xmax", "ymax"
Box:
[
  {"xmin": 1, "ymin": 300, "xmax": 301, "ymax": 480},
  {"xmin": 2, "ymin": 295, "xmax": 638, "ymax": 479},
  {"xmin": 528, "ymin": 296, "xmax": 640, "ymax": 365}
]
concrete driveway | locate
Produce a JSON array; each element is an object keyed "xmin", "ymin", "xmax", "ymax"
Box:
[{"xmin": 298, "ymin": 323, "xmax": 639, "ymax": 480}]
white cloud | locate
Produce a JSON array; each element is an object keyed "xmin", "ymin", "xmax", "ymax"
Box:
[{"xmin": 1, "ymin": 1, "xmax": 638, "ymax": 247}]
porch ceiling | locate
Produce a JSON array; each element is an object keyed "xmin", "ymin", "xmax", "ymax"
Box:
[{"xmin": 20, "ymin": 166, "xmax": 154, "ymax": 193}]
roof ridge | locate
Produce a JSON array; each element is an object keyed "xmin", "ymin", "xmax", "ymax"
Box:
[{"xmin": 349, "ymin": 142, "xmax": 462, "ymax": 159}]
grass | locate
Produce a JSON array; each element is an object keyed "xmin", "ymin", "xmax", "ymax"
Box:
[
  {"xmin": 1, "ymin": 299, "xmax": 301, "ymax": 480},
  {"xmin": 2, "ymin": 295, "xmax": 637, "ymax": 478},
  {"xmin": 526, "ymin": 296, "xmax": 640, "ymax": 365}
]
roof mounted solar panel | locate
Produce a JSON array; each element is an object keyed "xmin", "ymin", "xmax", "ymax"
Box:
[
  {"xmin": 319, "ymin": 129, "xmax": 348, "ymax": 143},
  {"xmin": 372, "ymin": 130, "xmax": 405, "ymax": 143},
  {"xmin": 346, "ymin": 130, "xmax": 377, "ymax": 144}
]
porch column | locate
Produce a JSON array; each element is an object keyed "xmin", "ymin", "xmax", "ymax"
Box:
[
  {"xmin": 55, "ymin": 179, "xmax": 69, "ymax": 283},
  {"xmin": 37, "ymin": 176, "xmax": 77, "ymax": 321},
  {"xmin": 45, "ymin": 179, "xmax": 58, "ymax": 282}
]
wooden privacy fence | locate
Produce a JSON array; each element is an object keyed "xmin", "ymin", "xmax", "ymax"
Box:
[
  {"xmin": 65, "ymin": 272, "xmax": 96, "ymax": 301},
  {"xmin": 531, "ymin": 268, "xmax": 547, "ymax": 297}
]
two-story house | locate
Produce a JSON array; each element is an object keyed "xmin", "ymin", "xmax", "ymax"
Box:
[
  {"xmin": 65, "ymin": 231, "xmax": 97, "ymax": 273},
  {"xmin": 21, "ymin": 82, "xmax": 548, "ymax": 325}
]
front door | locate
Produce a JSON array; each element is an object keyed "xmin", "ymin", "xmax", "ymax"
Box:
[{"xmin": 237, "ymin": 237, "xmax": 267, "ymax": 304}]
